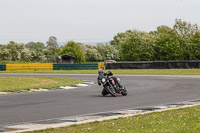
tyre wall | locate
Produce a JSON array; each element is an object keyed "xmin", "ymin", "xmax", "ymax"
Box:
[{"xmin": 105, "ymin": 61, "xmax": 200, "ymax": 69}]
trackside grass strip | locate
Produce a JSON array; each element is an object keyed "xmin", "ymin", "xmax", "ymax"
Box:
[
  {"xmin": 0, "ymin": 77, "xmax": 82, "ymax": 92},
  {"xmin": 1, "ymin": 69, "xmax": 200, "ymax": 75},
  {"xmin": 26, "ymin": 105, "xmax": 200, "ymax": 133}
]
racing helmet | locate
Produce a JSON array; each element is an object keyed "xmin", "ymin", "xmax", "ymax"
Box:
[{"xmin": 98, "ymin": 68, "xmax": 104, "ymax": 75}]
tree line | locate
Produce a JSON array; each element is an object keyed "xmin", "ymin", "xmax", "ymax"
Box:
[
  {"xmin": 112, "ymin": 19, "xmax": 200, "ymax": 61},
  {"xmin": 0, "ymin": 19, "xmax": 200, "ymax": 63},
  {"xmin": 0, "ymin": 37, "xmax": 60, "ymax": 63},
  {"xmin": 0, "ymin": 37, "xmax": 120, "ymax": 63}
]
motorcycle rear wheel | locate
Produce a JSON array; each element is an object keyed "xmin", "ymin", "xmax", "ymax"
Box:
[{"xmin": 121, "ymin": 87, "xmax": 127, "ymax": 96}]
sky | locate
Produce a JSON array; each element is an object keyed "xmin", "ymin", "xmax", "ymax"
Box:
[{"xmin": 0, "ymin": 0, "xmax": 200, "ymax": 44}]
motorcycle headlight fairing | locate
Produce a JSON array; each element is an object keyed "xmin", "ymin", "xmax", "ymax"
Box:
[{"xmin": 102, "ymin": 78, "xmax": 106, "ymax": 83}]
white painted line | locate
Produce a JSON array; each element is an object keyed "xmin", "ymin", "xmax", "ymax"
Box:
[
  {"xmin": 29, "ymin": 89, "xmax": 42, "ymax": 92},
  {"xmin": 39, "ymin": 89, "xmax": 49, "ymax": 92},
  {"xmin": 75, "ymin": 84, "xmax": 89, "ymax": 87},
  {"xmin": 59, "ymin": 115, "xmax": 101, "ymax": 122},
  {"xmin": 60, "ymin": 86, "xmax": 77, "ymax": 89},
  {"xmin": 0, "ymin": 92, "xmax": 8, "ymax": 95},
  {"xmin": 8, "ymin": 124, "xmax": 38, "ymax": 129},
  {"xmin": 114, "ymin": 110, "xmax": 143, "ymax": 114},
  {"xmin": 154, "ymin": 106, "xmax": 168, "ymax": 109}
]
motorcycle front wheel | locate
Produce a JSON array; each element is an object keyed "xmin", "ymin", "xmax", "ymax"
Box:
[
  {"xmin": 101, "ymin": 88, "xmax": 108, "ymax": 96},
  {"xmin": 105, "ymin": 85, "xmax": 117, "ymax": 97}
]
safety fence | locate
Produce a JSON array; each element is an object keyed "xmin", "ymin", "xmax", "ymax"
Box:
[
  {"xmin": 54, "ymin": 63, "xmax": 98, "ymax": 70},
  {"xmin": 2, "ymin": 61, "xmax": 199, "ymax": 71},
  {"xmin": 0, "ymin": 63, "xmax": 99, "ymax": 71},
  {"xmin": 6, "ymin": 64, "xmax": 53, "ymax": 71},
  {"xmin": 105, "ymin": 61, "xmax": 200, "ymax": 69},
  {"xmin": 0, "ymin": 64, "xmax": 6, "ymax": 71}
]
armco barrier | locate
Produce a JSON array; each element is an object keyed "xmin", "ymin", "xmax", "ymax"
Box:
[
  {"xmin": 6, "ymin": 64, "xmax": 53, "ymax": 71},
  {"xmin": 53, "ymin": 63, "xmax": 98, "ymax": 70},
  {"xmin": 105, "ymin": 61, "xmax": 200, "ymax": 69},
  {"xmin": 0, "ymin": 64, "xmax": 6, "ymax": 71}
]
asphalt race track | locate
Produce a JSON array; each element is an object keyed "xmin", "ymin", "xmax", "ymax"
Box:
[{"xmin": 0, "ymin": 73, "xmax": 200, "ymax": 126}]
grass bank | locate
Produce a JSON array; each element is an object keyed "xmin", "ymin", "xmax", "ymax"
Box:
[
  {"xmin": 0, "ymin": 77, "xmax": 82, "ymax": 92},
  {"xmin": 1, "ymin": 69, "xmax": 200, "ymax": 75},
  {"xmin": 27, "ymin": 105, "xmax": 200, "ymax": 133}
]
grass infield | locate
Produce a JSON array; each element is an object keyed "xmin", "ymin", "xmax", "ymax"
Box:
[
  {"xmin": 26, "ymin": 105, "xmax": 200, "ymax": 133},
  {"xmin": 0, "ymin": 77, "xmax": 82, "ymax": 92}
]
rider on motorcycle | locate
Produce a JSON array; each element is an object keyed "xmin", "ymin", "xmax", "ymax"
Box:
[{"xmin": 97, "ymin": 68, "xmax": 122, "ymax": 88}]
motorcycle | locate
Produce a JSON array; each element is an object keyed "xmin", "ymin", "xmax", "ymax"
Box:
[{"xmin": 98, "ymin": 72, "xmax": 127, "ymax": 97}]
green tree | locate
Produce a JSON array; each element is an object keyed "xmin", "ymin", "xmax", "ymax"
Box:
[
  {"xmin": 174, "ymin": 19, "xmax": 199, "ymax": 40},
  {"xmin": 173, "ymin": 19, "xmax": 200, "ymax": 60},
  {"xmin": 96, "ymin": 43, "xmax": 107, "ymax": 60},
  {"xmin": 96, "ymin": 43, "xmax": 120, "ymax": 61},
  {"xmin": 25, "ymin": 42, "xmax": 46, "ymax": 61},
  {"xmin": 155, "ymin": 26, "xmax": 184, "ymax": 60},
  {"xmin": 43, "ymin": 46, "xmax": 60, "ymax": 62},
  {"xmin": 6, "ymin": 41, "xmax": 21, "ymax": 61},
  {"xmin": 173, "ymin": 19, "xmax": 199, "ymax": 60},
  {"xmin": 26, "ymin": 42, "xmax": 45, "ymax": 52},
  {"xmin": 0, "ymin": 41, "xmax": 39, "ymax": 62},
  {"xmin": 157, "ymin": 25, "xmax": 174, "ymax": 35},
  {"xmin": 110, "ymin": 32, "xmax": 126, "ymax": 46},
  {"xmin": 20, "ymin": 48, "xmax": 37, "ymax": 61},
  {"xmin": 47, "ymin": 36, "xmax": 58, "ymax": 47},
  {"xmin": 119, "ymin": 30, "xmax": 156, "ymax": 61},
  {"xmin": 0, "ymin": 46, "xmax": 9, "ymax": 61},
  {"xmin": 58, "ymin": 41, "xmax": 85, "ymax": 63},
  {"xmin": 188, "ymin": 32, "xmax": 200, "ymax": 60},
  {"xmin": 81, "ymin": 44, "xmax": 102, "ymax": 61},
  {"xmin": 105, "ymin": 45, "xmax": 120, "ymax": 60}
]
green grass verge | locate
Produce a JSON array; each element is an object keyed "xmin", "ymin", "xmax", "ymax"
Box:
[
  {"xmin": 26, "ymin": 105, "xmax": 200, "ymax": 133},
  {"xmin": 0, "ymin": 77, "xmax": 83, "ymax": 92},
  {"xmin": 1, "ymin": 69, "xmax": 200, "ymax": 75}
]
